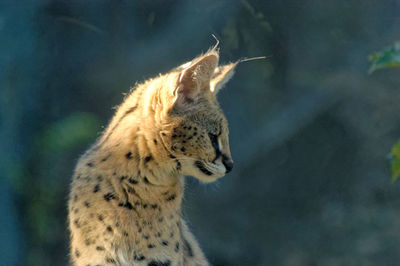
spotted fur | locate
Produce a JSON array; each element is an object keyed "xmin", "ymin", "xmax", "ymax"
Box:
[{"xmin": 68, "ymin": 47, "xmax": 237, "ymax": 266}]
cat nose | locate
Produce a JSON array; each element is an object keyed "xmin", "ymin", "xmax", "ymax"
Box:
[{"xmin": 222, "ymin": 157, "xmax": 233, "ymax": 173}]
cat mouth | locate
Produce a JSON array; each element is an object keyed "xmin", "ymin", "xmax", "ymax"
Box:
[{"xmin": 194, "ymin": 160, "xmax": 226, "ymax": 176}]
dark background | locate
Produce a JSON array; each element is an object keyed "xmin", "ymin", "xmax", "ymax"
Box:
[{"xmin": 1, "ymin": 1, "xmax": 400, "ymax": 265}]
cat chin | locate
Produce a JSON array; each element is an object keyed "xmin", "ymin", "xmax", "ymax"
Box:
[
  {"xmin": 195, "ymin": 174, "xmax": 224, "ymax": 183},
  {"xmin": 195, "ymin": 161, "xmax": 227, "ymax": 183},
  {"xmin": 182, "ymin": 161, "xmax": 227, "ymax": 183}
]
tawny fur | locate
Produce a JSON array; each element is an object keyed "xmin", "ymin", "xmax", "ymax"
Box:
[{"xmin": 68, "ymin": 48, "xmax": 237, "ymax": 266}]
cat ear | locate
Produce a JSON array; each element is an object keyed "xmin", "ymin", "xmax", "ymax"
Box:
[
  {"xmin": 174, "ymin": 52, "xmax": 219, "ymax": 104},
  {"xmin": 210, "ymin": 61, "xmax": 238, "ymax": 94}
]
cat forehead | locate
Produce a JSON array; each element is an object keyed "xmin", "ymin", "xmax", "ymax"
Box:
[{"xmin": 187, "ymin": 108, "xmax": 227, "ymax": 130}]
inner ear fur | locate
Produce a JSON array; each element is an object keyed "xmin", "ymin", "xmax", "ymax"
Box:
[{"xmin": 174, "ymin": 52, "xmax": 219, "ymax": 101}]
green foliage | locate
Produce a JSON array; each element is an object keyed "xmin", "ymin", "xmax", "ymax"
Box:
[
  {"xmin": 368, "ymin": 42, "xmax": 400, "ymax": 73},
  {"xmin": 390, "ymin": 141, "xmax": 400, "ymax": 182},
  {"xmin": 38, "ymin": 112, "xmax": 100, "ymax": 153},
  {"xmin": 368, "ymin": 42, "xmax": 400, "ymax": 182}
]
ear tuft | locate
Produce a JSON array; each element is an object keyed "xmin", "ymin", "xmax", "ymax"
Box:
[{"xmin": 210, "ymin": 61, "xmax": 238, "ymax": 94}]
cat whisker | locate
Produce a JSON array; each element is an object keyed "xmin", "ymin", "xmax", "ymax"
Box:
[{"xmin": 239, "ymin": 56, "xmax": 268, "ymax": 63}]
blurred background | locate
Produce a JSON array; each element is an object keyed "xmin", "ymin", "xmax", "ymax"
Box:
[{"xmin": 1, "ymin": 0, "xmax": 400, "ymax": 265}]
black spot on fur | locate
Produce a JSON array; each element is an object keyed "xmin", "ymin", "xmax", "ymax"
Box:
[
  {"xmin": 194, "ymin": 161, "xmax": 213, "ymax": 176},
  {"xmin": 171, "ymin": 146, "xmax": 177, "ymax": 151},
  {"xmin": 134, "ymin": 254, "xmax": 146, "ymax": 261},
  {"xmin": 143, "ymin": 177, "xmax": 150, "ymax": 184},
  {"xmin": 143, "ymin": 234, "xmax": 149, "ymax": 240},
  {"xmin": 148, "ymin": 260, "xmax": 171, "ymax": 266},
  {"xmin": 123, "ymin": 231, "xmax": 129, "ymax": 237},
  {"xmin": 128, "ymin": 178, "xmax": 138, "ymax": 184},
  {"xmin": 127, "ymin": 186, "xmax": 136, "ymax": 194},
  {"xmin": 98, "ymin": 215, "xmax": 104, "ymax": 221},
  {"xmin": 75, "ymin": 248, "xmax": 80, "ymax": 258},
  {"xmin": 104, "ymin": 193, "xmax": 116, "ymax": 201},
  {"xmin": 169, "ymin": 154, "xmax": 176, "ymax": 159},
  {"xmin": 74, "ymin": 219, "xmax": 80, "ymax": 228},
  {"xmin": 125, "ymin": 152, "xmax": 133, "ymax": 159},
  {"xmin": 118, "ymin": 201, "xmax": 133, "ymax": 210},
  {"xmin": 106, "ymin": 226, "xmax": 113, "ymax": 232},
  {"xmin": 162, "ymin": 240, "xmax": 169, "ymax": 246},
  {"xmin": 147, "ymin": 244, "xmax": 155, "ymax": 248},
  {"xmin": 156, "ymin": 232, "xmax": 162, "ymax": 238},
  {"xmin": 166, "ymin": 194, "xmax": 176, "ymax": 201},
  {"xmin": 153, "ymin": 139, "xmax": 158, "ymax": 144},
  {"xmin": 175, "ymin": 242, "xmax": 180, "ymax": 252},
  {"xmin": 180, "ymin": 147, "xmax": 185, "ymax": 152},
  {"xmin": 144, "ymin": 155, "xmax": 153, "ymax": 163},
  {"xmin": 106, "ymin": 257, "xmax": 116, "ymax": 263},
  {"xmin": 74, "ymin": 195, "xmax": 78, "ymax": 202},
  {"xmin": 176, "ymin": 160, "xmax": 181, "ymax": 170},
  {"xmin": 143, "ymin": 203, "xmax": 148, "ymax": 209},
  {"xmin": 84, "ymin": 201, "xmax": 91, "ymax": 208},
  {"xmin": 87, "ymin": 162, "xmax": 94, "ymax": 167},
  {"xmin": 93, "ymin": 184, "xmax": 100, "ymax": 193},
  {"xmin": 97, "ymin": 175, "xmax": 103, "ymax": 182},
  {"xmin": 151, "ymin": 204, "xmax": 158, "ymax": 209},
  {"xmin": 101, "ymin": 154, "xmax": 110, "ymax": 162},
  {"xmin": 96, "ymin": 246, "xmax": 105, "ymax": 251},
  {"xmin": 120, "ymin": 176, "xmax": 127, "ymax": 182}
]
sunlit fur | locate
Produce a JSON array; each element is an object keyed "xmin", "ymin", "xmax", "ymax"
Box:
[{"xmin": 68, "ymin": 48, "xmax": 237, "ymax": 266}]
